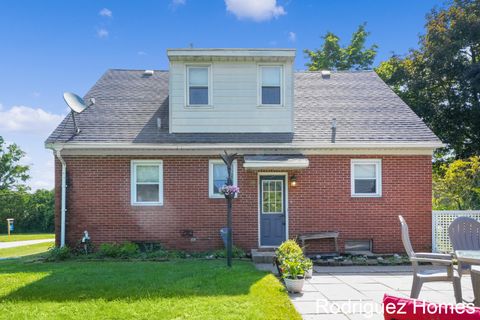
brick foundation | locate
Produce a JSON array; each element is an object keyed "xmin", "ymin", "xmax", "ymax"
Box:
[{"xmin": 55, "ymin": 155, "xmax": 432, "ymax": 254}]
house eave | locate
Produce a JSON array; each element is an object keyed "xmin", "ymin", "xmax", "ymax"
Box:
[{"xmin": 45, "ymin": 141, "xmax": 444, "ymax": 156}]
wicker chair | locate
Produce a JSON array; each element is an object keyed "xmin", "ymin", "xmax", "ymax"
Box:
[
  {"xmin": 399, "ymin": 215, "xmax": 462, "ymax": 303},
  {"xmin": 449, "ymin": 216, "xmax": 480, "ymax": 275}
]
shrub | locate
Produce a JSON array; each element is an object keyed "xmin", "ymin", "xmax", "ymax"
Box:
[
  {"xmin": 45, "ymin": 246, "xmax": 71, "ymax": 261},
  {"xmin": 119, "ymin": 242, "xmax": 139, "ymax": 257},
  {"xmin": 276, "ymin": 239, "xmax": 303, "ymax": 262},
  {"xmin": 280, "ymin": 255, "xmax": 307, "ymax": 279},
  {"xmin": 213, "ymin": 246, "xmax": 246, "ymax": 259},
  {"xmin": 97, "ymin": 243, "xmax": 121, "ymax": 258}
]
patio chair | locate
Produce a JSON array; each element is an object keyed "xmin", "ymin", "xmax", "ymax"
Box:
[
  {"xmin": 448, "ymin": 216, "xmax": 480, "ymax": 276},
  {"xmin": 399, "ymin": 215, "xmax": 462, "ymax": 303}
]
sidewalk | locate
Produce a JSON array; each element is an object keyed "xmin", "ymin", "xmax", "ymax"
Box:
[{"xmin": 0, "ymin": 239, "xmax": 54, "ymax": 249}]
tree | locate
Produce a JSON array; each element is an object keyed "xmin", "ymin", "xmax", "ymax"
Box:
[
  {"xmin": 305, "ymin": 23, "xmax": 378, "ymax": 71},
  {"xmin": 433, "ymin": 156, "xmax": 480, "ymax": 210},
  {"xmin": 376, "ymin": 0, "xmax": 480, "ymax": 159},
  {"xmin": 0, "ymin": 136, "xmax": 30, "ymax": 191}
]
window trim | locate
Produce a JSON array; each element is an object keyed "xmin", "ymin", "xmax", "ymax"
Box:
[
  {"xmin": 208, "ymin": 159, "xmax": 238, "ymax": 199},
  {"xmin": 350, "ymin": 159, "xmax": 382, "ymax": 197},
  {"xmin": 186, "ymin": 65, "xmax": 212, "ymax": 107},
  {"xmin": 131, "ymin": 160, "xmax": 164, "ymax": 206},
  {"xmin": 258, "ymin": 65, "xmax": 284, "ymax": 107}
]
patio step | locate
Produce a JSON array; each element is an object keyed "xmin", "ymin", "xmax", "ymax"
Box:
[{"xmin": 251, "ymin": 249, "xmax": 276, "ymax": 264}]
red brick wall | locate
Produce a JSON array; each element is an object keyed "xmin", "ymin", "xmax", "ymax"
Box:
[{"xmin": 54, "ymin": 154, "xmax": 432, "ymax": 253}]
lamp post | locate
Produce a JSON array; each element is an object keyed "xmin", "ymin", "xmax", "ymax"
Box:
[{"xmin": 220, "ymin": 151, "xmax": 237, "ymax": 268}]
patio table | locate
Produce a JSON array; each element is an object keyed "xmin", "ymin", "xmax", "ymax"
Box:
[{"xmin": 456, "ymin": 250, "xmax": 480, "ymax": 306}]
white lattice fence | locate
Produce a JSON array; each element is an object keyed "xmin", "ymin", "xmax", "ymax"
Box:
[{"xmin": 432, "ymin": 210, "xmax": 480, "ymax": 253}]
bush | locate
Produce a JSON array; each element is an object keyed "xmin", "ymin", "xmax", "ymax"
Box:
[
  {"xmin": 213, "ymin": 246, "xmax": 246, "ymax": 259},
  {"xmin": 97, "ymin": 242, "xmax": 139, "ymax": 258},
  {"xmin": 275, "ymin": 239, "xmax": 303, "ymax": 262},
  {"xmin": 45, "ymin": 246, "xmax": 71, "ymax": 261},
  {"xmin": 97, "ymin": 243, "xmax": 121, "ymax": 258},
  {"xmin": 119, "ymin": 242, "xmax": 139, "ymax": 257}
]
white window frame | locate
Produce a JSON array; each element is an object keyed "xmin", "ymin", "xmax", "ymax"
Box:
[
  {"xmin": 186, "ymin": 65, "xmax": 212, "ymax": 107},
  {"xmin": 258, "ymin": 65, "xmax": 284, "ymax": 107},
  {"xmin": 131, "ymin": 160, "xmax": 164, "ymax": 206},
  {"xmin": 208, "ymin": 159, "xmax": 238, "ymax": 199},
  {"xmin": 351, "ymin": 159, "xmax": 382, "ymax": 197}
]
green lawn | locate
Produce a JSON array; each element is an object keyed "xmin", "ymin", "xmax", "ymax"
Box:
[
  {"xmin": 0, "ymin": 242, "xmax": 54, "ymax": 258},
  {"xmin": 0, "ymin": 233, "xmax": 55, "ymax": 242},
  {"xmin": 0, "ymin": 259, "xmax": 300, "ymax": 320}
]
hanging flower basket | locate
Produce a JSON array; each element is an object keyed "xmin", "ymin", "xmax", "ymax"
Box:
[{"xmin": 220, "ymin": 185, "xmax": 240, "ymax": 199}]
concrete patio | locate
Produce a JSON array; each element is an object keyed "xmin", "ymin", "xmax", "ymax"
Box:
[{"xmin": 289, "ymin": 266, "xmax": 474, "ymax": 320}]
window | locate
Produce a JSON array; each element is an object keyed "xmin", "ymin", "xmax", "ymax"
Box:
[
  {"xmin": 131, "ymin": 160, "xmax": 163, "ymax": 205},
  {"xmin": 260, "ymin": 66, "xmax": 282, "ymax": 105},
  {"xmin": 209, "ymin": 159, "xmax": 237, "ymax": 198},
  {"xmin": 187, "ymin": 66, "xmax": 209, "ymax": 106},
  {"xmin": 261, "ymin": 179, "xmax": 284, "ymax": 213},
  {"xmin": 351, "ymin": 159, "xmax": 382, "ymax": 197}
]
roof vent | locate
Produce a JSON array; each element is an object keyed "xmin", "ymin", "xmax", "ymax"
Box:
[
  {"xmin": 321, "ymin": 70, "xmax": 331, "ymax": 78},
  {"xmin": 143, "ymin": 70, "xmax": 154, "ymax": 76},
  {"xmin": 157, "ymin": 117, "xmax": 162, "ymax": 130}
]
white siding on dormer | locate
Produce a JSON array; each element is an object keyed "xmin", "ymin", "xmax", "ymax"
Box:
[{"xmin": 169, "ymin": 61, "xmax": 294, "ymax": 133}]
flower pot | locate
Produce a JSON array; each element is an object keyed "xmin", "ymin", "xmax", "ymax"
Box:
[
  {"xmin": 284, "ymin": 277, "xmax": 305, "ymax": 293},
  {"xmin": 305, "ymin": 267, "xmax": 313, "ymax": 278}
]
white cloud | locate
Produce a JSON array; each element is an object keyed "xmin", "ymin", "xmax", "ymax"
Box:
[
  {"xmin": 99, "ymin": 8, "xmax": 113, "ymax": 18},
  {"xmin": 0, "ymin": 105, "xmax": 63, "ymax": 191},
  {"xmin": 288, "ymin": 31, "xmax": 296, "ymax": 42},
  {"xmin": 137, "ymin": 51, "xmax": 147, "ymax": 56},
  {"xmin": 225, "ymin": 0, "xmax": 286, "ymax": 22},
  {"xmin": 172, "ymin": 0, "xmax": 186, "ymax": 6},
  {"xmin": 0, "ymin": 105, "xmax": 64, "ymax": 135},
  {"xmin": 97, "ymin": 28, "xmax": 109, "ymax": 38}
]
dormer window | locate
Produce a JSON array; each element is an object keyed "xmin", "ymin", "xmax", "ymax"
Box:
[
  {"xmin": 187, "ymin": 66, "xmax": 210, "ymax": 106},
  {"xmin": 260, "ymin": 66, "xmax": 282, "ymax": 105}
]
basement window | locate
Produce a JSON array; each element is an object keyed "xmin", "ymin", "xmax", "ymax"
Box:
[
  {"xmin": 351, "ymin": 159, "xmax": 382, "ymax": 197},
  {"xmin": 259, "ymin": 66, "xmax": 282, "ymax": 105},
  {"xmin": 131, "ymin": 160, "xmax": 163, "ymax": 205}
]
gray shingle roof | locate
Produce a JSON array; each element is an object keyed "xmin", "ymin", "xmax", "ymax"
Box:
[{"xmin": 46, "ymin": 69, "xmax": 441, "ymax": 146}]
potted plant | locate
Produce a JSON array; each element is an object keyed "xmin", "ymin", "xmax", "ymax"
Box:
[
  {"xmin": 304, "ymin": 257, "xmax": 313, "ymax": 278},
  {"xmin": 281, "ymin": 254, "xmax": 307, "ymax": 293},
  {"xmin": 275, "ymin": 239, "xmax": 304, "ymax": 276}
]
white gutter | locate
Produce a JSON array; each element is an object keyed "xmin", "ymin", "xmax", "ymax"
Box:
[
  {"xmin": 45, "ymin": 141, "xmax": 445, "ymax": 150},
  {"xmin": 55, "ymin": 149, "xmax": 67, "ymax": 248}
]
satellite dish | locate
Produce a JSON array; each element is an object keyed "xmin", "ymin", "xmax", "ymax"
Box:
[{"xmin": 63, "ymin": 92, "xmax": 95, "ymax": 135}]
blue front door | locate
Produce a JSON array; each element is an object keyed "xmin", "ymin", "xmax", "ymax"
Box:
[{"xmin": 260, "ymin": 175, "xmax": 286, "ymax": 246}]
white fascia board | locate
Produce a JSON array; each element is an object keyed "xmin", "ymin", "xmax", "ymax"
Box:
[
  {"xmin": 167, "ymin": 48, "xmax": 296, "ymax": 59},
  {"xmin": 243, "ymin": 159, "xmax": 309, "ymax": 170},
  {"xmin": 46, "ymin": 141, "xmax": 445, "ymax": 151}
]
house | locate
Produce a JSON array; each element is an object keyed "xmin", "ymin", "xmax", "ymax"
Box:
[{"xmin": 45, "ymin": 48, "xmax": 442, "ymax": 254}]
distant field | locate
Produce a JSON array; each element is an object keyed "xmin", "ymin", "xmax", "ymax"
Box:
[
  {"xmin": 0, "ymin": 234, "xmax": 55, "ymax": 242},
  {"xmin": 0, "ymin": 242, "xmax": 53, "ymax": 258}
]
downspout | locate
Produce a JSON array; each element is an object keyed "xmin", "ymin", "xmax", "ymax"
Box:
[{"xmin": 56, "ymin": 149, "xmax": 67, "ymax": 247}]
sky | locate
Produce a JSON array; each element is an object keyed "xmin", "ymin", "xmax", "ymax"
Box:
[{"xmin": 0, "ymin": 0, "xmax": 444, "ymax": 191}]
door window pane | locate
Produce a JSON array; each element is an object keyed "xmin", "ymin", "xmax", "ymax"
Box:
[{"xmin": 262, "ymin": 179, "xmax": 283, "ymax": 214}]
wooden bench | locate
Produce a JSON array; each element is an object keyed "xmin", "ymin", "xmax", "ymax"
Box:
[{"xmin": 297, "ymin": 231, "xmax": 340, "ymax": 253}]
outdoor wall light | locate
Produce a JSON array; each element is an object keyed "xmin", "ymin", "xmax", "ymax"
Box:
[{"xmin": 290, "ymin": 175, "xmax": 297, "ymax": 187}]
